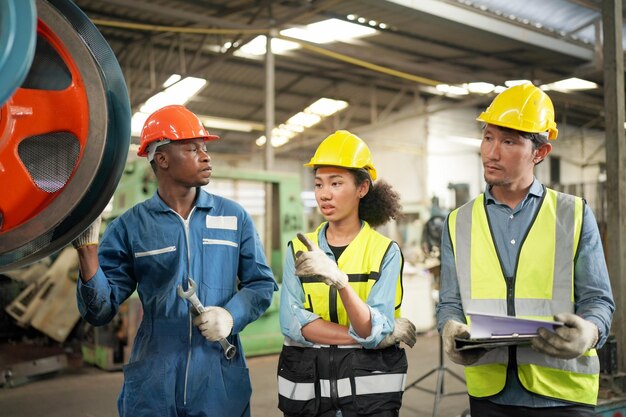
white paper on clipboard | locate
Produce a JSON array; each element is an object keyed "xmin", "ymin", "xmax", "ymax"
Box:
[{"xmin": 454, "ymin": 312, "xmax": 564, "ymax": 351}]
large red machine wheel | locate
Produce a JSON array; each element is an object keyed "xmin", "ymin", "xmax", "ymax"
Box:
[
  {"xmin": 0, "ymin": 0, "xmax": 130, "ymax": 271},
  {"xmin": 1, "ymin": 17, "xmax": 92, "ymax": 232}
]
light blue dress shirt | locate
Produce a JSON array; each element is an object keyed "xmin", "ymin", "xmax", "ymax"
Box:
[
  {"xmin": 279, "ymin": 221, "xmax": 401, "ymax": 349},
  {"xmin": 436, "ymin": 178, "xmax": 615, "ymax": 407}
]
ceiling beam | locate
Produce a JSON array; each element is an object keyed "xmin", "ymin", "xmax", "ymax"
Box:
[{"xmin": 101, "ymin": 0, "xmax": 263, "ymax": 30}]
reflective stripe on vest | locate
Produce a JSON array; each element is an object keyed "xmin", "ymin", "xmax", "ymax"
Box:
[
  {"xmin": 448, "ymin": 187, "xmax": 599, "ymax": 405},
  {"xmin": 291, "ymin": 222, "xmax": 403, "ymax": 325},
  {"xmin": 277, "ymin": 373, "xmax": 407, "ymax": 401}
]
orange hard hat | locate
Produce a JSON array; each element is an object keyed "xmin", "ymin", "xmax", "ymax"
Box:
[{"xmin": 137, "ymin": 105, "xmax": 219, "ymax": 157}]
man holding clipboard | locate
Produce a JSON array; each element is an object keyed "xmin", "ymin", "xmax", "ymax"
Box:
[
  {"xmin": 436, "ymin": 84, "xmax": 615, "ymax": 417},
  {"xmin": 452, "ymin": 312, "xmax": 564, "ymax": 351}
]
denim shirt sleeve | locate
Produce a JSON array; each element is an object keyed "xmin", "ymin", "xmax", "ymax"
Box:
[
  {"xmin": 574, "ymin": 205, "xmax": 615, "ymax": 348},
  {"xmin": 279, "ymin": 247, "xmax": 320, "ymax": 346},
  {"xmin": 435, "ymin": 215, "xmax": 466, "ymax": 333},
  {"xmin": 348, "ymin": 242, "xmax": 401, "ymax": 349}
]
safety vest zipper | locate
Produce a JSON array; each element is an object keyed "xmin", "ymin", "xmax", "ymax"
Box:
[
  {"xmin": 329, "ymin": 286, "xmax": 339, "ymax": 324},
  {"xmin": 329, "ymin": 346, "xmax": 340, "ymax": 410},
  {"xmin": 506, "ymin": 275, "xmax": 517, "ymax": 377},
  {"xmin": 506, "ymin": 276, "xmax": 515, "ymax": 316}
]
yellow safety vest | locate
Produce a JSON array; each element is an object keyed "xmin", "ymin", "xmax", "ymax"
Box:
[
  {"xmin": 448, "ymin": 187, "xmax": 599, "ymax": 405},
  {"xmin": 290, "ymin": 221, "xmax": 403, "ymax": 325}
]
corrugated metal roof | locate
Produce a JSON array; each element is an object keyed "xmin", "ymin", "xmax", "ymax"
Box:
[{"xmin": 468, "ymin": 0, "xmax": 601, "ymax": 44}]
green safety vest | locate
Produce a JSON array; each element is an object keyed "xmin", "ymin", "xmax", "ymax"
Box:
[
  {"xmin": 290, "ymin": 221, "xmax": 403, "ymax": 325},
  {"xmin": 448, "ymin": 187, "xmax": 599, "ymax": 405}
]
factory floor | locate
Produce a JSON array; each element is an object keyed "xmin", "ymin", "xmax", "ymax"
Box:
[{"xmin": 0, "ymin": 331, "xmax": 470, "ymax": 417}]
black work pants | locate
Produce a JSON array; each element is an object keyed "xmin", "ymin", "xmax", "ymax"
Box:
[
  {"xmin": 469, "ymin": 398, "xmax": 596, "ymax": 417},
  {"xmin": 305, "ymin": 411, "xmax": 398, "ymax": 417}
]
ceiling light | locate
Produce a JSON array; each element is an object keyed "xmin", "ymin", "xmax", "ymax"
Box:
[
  {"xmin": 279, "ymin": 123, "xmax": 305, "ymax": 133},
  {"xmin": 238, "ymin": 35, "xmax": 299, "ymax": 55},
  {"xmin": 257, "ymin": 133, "xmax": 283, "ymax": 147},
  {"xmin": 308, "ymin": 19, "xmax": 376, "ymax": 41},
  {"xmin": 541, "ymin": 77, "xmax": 598, "ymax": 92},
  {"xmin": 447, "ymin": 85, "xmax": 469, "ymax": 95},
  {"xmin": 282, "ymin": 19, "xmax": 376, "ymax": 44},
  {"xmin": 200, "ymin": 116, "xmax": 264, "ymax": 133},
  {"xmin": 305, "ymin": 98, "xmax": 348, "ymax": 117},
  {"xmin": 436, "ymin": 84, "xmax": 468, "ymax": 95},
  {"xmin": 272, "ymin": 127, "xmax": 297, "ymax": 139},
  {"xmin": 494, "ymin": 85, "xmax": 507, "ymax": 93},
  {"xmin": 505, "ymin": 79, "xmax": 532, "ymax": 87},
  {"xmin": 131, "ymin": 74, "xmax": 208, "ymax": 136},
  {"xmin": 140, "ymin": 76, "xmax": 207, "ymax": 114},
  {"xmin": 271, "ymin": 136, "xmax": 290, "ymax": 147},
  {"xmin": 257, "ymin": 97, "xmax": 349, "ymax": 148},
  {"xmin": 466, "ymin": 82, "xmax": 495, "ymax": 94},
  {"xmin": 286, "ymin": 112, "xmax": 322, "ymax": 128},
  {"xmin": 239, "ymin": 18, "xmax": 378, "ymax": 58}
]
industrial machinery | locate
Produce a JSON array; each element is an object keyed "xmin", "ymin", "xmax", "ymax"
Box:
[
  {"xmin": 0, "ymin": 0, "xmax": 130, "ymax": 384},
  {"xmin": 0, "ymin": 0, "xmax": 131, "ymax": 272}
]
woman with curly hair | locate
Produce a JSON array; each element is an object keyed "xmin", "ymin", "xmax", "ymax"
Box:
[{"xmin": 277, "ymin": 130, "xmax": 416, "ymax": 417}]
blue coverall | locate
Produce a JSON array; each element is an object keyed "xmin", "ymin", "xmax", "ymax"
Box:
[{"xmin": 77, "ymin": 189, "xmax": 277, "ymax": 417}]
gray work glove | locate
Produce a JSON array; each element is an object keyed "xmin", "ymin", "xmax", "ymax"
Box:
[
  {"xmin": 193, "ymin": 306, "xmax": 234, "ymax": 342},
  {"xmin": 531, "ymin": 313, "xmax": 599, "ymax": 359},
  {"xmin": 442, "ymin": 320, "xmax": 487, "ymax": 365},
  {"xmin": 376, "ymin": 318, "xmax": 417, "ymax": 349},
  {"xmin": 72, "ymin": 217, "xmax": 102, "ymax": 249},
  {"xmin": 294, "ymin": 233, "xmax": 348, "ymax": 289}
]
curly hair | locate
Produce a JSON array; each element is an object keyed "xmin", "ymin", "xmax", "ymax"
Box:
[{"xmin": 352, "ymin": 169, "xmax": 403, "ymax": 227}]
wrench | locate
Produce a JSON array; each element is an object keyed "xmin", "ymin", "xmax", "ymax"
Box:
[{"xmin": 177, "ymin": 278, "xmax": 236, "ymax": 360}]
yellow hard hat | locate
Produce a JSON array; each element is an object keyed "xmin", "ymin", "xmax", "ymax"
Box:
[
  {"xmin": 304, "ymin": 130, "xmax": 378, "ymax": 180},
  {"xmin": 477, "ymin": 83, "xmax": 558, "ymax": 140}
]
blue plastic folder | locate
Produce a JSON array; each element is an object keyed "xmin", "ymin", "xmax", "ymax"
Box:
[{"xmin": 455, "ymin": 312, "xmax": 564, "ymax": 351}]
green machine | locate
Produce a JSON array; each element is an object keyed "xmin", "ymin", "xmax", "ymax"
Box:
[{"xmin": 107, "ymin": 159, "xmax": 304, "ymax": 357}]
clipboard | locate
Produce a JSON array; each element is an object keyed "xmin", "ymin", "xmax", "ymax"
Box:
[{"xmin": 454, "ymin": 312, "xmax": 564, "ymax": 351}]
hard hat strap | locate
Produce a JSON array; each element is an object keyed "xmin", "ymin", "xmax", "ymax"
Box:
[{"xmin": 147, "ymin": 139, "xmax": 171, "ymax": 162}]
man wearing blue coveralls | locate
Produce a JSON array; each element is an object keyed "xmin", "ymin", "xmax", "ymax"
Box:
[{"xmin": 72, "ymin": 104, "xmax": 278, "ymax": 417}]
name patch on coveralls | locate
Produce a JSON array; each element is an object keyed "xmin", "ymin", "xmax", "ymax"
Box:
[{"xmin": 205, "ymin": 215, "xmax": 238, "ymax": 230}]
